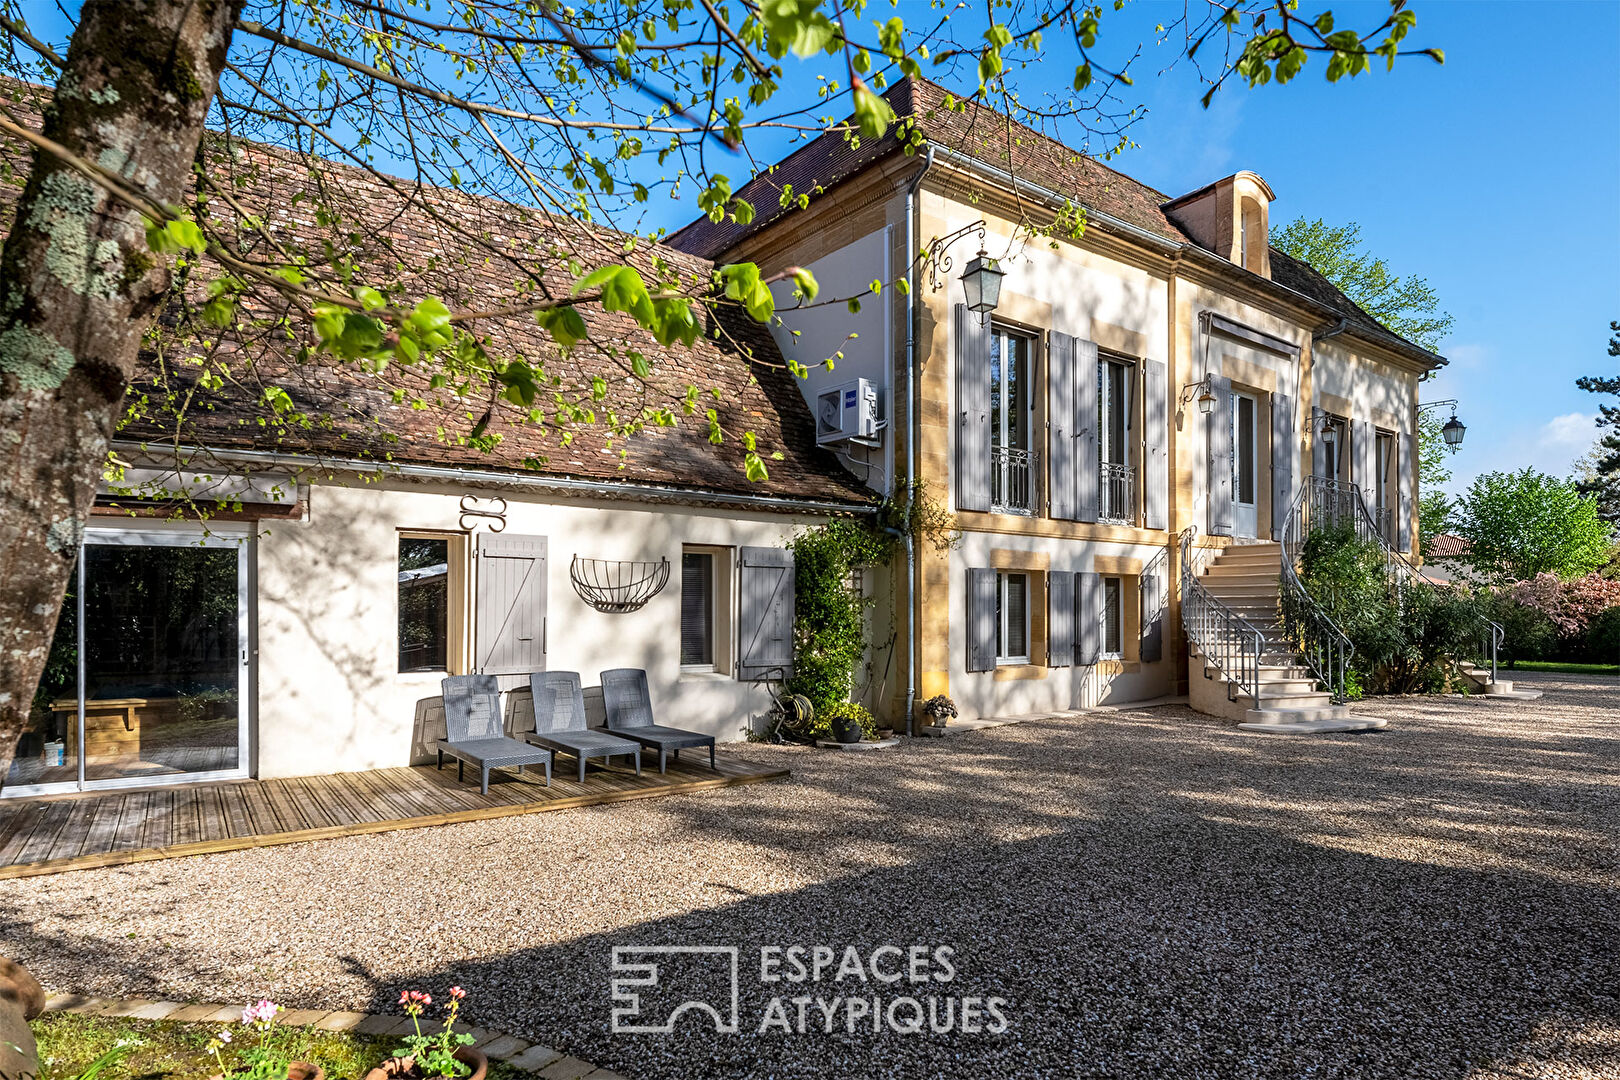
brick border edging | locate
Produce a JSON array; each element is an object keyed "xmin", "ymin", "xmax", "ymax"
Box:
[{"xmin": 38, "ymin": 994, "xmax": 624, "ymax": 1080}]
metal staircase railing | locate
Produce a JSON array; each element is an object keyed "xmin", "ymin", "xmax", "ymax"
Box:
[
  {"xmin": 1282, "ymin": 475, "xmax": 1503, "ymax": 693},
  {"xmin": 1280, "ymin": 480, "xmax": 1356, "ymax": 702},
  {"xmin": 1179, "ymin": 525, "xmax": 1265, "ymax": 702}
]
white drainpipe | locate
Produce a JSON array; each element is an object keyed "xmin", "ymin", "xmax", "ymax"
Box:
[{"xmin": 901, "ymin": 146, "xmax": 936, "ymax": 736}]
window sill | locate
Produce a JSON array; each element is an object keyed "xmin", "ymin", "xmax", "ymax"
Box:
[
  {"xmin": 679, "ymin": 668, "xmax": 732, "ymax": 682},
  {"xmin": 993, "ymin": 664, "xmax": 1048, "ymax": 682}
]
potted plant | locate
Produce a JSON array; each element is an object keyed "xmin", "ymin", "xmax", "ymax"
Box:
[
  {"xmin": 823, "ymin": 702, "xmax": 876, "ymax": 744},
  {"xmin": 920, "ymin": 695, "xmax": 957, "ymax": 728},
  {"xmin": 365, "ymin": 988, "xmax": 486, "ymax": 1080},
  {"xmin": 207, "ymin": 1001, "xmax": 324, "ymax": 1080}
]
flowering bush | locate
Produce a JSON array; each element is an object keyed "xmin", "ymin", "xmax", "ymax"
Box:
[
  {"xmin": 206, "ymin": 1000, "xmax": 294, "ymax": 1080},
  {"xmin": 393, "ymin": 987, "xmax": 475, "ymax": 1079},
  {"xmin": 1505, "ymin": 573, "xmax": 1620, "ymax": 637}
]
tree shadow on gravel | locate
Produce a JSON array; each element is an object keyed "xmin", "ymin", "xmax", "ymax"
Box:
[
  {"xmin": 325, "ymin": 694, "xmax": 1620, "ymax": 1080},
  {"xmin": 3, "ymin": 682, "xmax": 1618, "ymax": 1080}
]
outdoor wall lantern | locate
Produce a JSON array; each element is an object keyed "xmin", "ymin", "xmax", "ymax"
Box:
[
  {"xmin": 1319, "ymin": 415, "xmax": 1337, "ymax": 443},
  {"xmin": 960, "ymin": 248, "xmax": 1005, "ymax": 317},
  {"xmin": 1419, "ymin": 398, "xmax": 1466, "ymax": 452},
  {"xmin": 1196, "ymin": 381, "xmax": 1216, "ymax": 415}
]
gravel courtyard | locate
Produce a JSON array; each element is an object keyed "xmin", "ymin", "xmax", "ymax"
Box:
[{"xmin": 3, "ymin": 672, "xmax": 1618, "ymax": 1079}]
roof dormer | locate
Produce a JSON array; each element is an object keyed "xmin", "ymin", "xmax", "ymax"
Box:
[{"xmin": 1163, "ymin": 171, "xmax": 1275, "ymax": 279}]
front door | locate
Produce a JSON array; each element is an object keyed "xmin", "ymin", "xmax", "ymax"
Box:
[
  {"xmin": 2, "ymin": 528, "xmax": 250, "ymax": 797},
  {"xmin": 1233, "ymin": 392, "xmax": 1259, "ymax": 538}
]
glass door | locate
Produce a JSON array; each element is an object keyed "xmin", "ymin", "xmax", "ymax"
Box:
[
  {"xmin": 3, "ymin": 528, "xmax": 249, "ymax": 797},
  {"xmin": 1232, "ymin": 392, "xmax": 1259, "ymax": 538}
]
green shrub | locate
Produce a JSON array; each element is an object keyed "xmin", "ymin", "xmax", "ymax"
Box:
[
  {"xmin": 1585, "ymin": 606, "xmax": 1620, "ymax": 665},
  {"xmin": 814, "ymin": 701, "xmax": 879, "ymax": 741},
  {"xmin": 1477, "ymin": 589, "xmax": 1557, "ymax": 666},
  {"xmin": 1292, "ymin": 525, "xmax": 1484, "ymax": 694}
]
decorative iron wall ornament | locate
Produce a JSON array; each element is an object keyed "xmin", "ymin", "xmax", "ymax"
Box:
[
  {"xmin": 458, "ymin": 494, "xmax": 508, "ymax": 532},
  {"xmin": 570, "ymin": 555, "xmax": 671, "ymax": 613},
  {"xmin": 925, "ymin": 220, "xmax": 988, "ymax": 292}
]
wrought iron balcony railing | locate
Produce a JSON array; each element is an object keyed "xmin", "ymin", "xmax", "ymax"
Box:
[
  {"xmin": 991, "ymin": 445, "xmax": 1038, "ymax": 515},
  {"xmin": 1099, "ymin": 461, "xmax": 1136, "ymax": 525}
]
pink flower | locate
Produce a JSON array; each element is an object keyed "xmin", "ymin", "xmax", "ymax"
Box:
[
  {"xmin": 240, "ymin": 999, "xmax": 280, "ymax": 1025},
  {"xmin": 448, "ymin": 987, "xmax": 466, "ymax": 1001},
  {"xmin": 217, "ymin": 1030, "xmax": 233, "ymax": 1044}
]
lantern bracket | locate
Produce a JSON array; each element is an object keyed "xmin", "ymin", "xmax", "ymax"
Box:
[{"xmin": 925, "ymin": 220, "xmax": 988, "ymax": 292}]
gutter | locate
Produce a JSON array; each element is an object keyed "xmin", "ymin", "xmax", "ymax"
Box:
[
  {"xmin": 109, "ymin": 441, "xmax": 877, "ymax": 516},
  {"xmin": 900, "ymin": 145, "xmax": 935, "ymax": 738}
]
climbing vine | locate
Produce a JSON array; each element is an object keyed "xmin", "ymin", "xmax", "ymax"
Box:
[{"xmin": 787, "ymin": 482, "xmax": 959, "ymax": 722}]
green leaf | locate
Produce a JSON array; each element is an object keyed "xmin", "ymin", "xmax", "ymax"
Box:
[{"xmin": 791, "ymin": 267, "xmax": 819, "ymax": 302}]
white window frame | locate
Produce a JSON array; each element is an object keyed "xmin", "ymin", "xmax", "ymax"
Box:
[
  {"xmin": 680, "ymin": 544, "xmax": 733, "ymax": 676},
  {"xmin": 989, "ymin": 325, "xmax": 1034, "ymax": 454},
  {"xmin": 1097, "ymin": 357, "xmax": 1134, "ymax": 468},
  {"xmin": 1101, "ymin": 575, "xmax": 1125, "ymax": 660},
  {"xmin": 995, "ymin": 570, "xmax": 1031, "ymax": 666}
]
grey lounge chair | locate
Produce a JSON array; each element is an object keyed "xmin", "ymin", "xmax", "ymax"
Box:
[
  {"xmin": 600, "ymin": 668, "xmax": 716, "ymax": 774},
  {"xmin": 527, "ymin": 671, "xmax": 644, "ymax": 783},
  {"xmin": 436, "ymin": 675, "xmax": 552, "ymax": 794}
]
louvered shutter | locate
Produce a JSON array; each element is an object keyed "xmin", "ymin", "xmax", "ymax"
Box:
[
  {"xmin": 1207, "ymin": 373, "xmax": 1234, "ymax": 536},
  {"xmin": 955, "ymin": 305, "xmax": 992, "ymax": 512},
  {"xmin": 679, "ymin": 553, "xmax": 714, "ymax": 666},
  {"xmin": 476, "ymin": 533, "xmax": 547, "ymax": 675},
  {"xmin": 1397, "ymin": 432, "xmax": 1414, "ymax": 553},
  {"xmin": 1075, "ymin": 338, "xmax": 1100, "ymax": 523},
  {"xmin": 1048, "ymin": 332, "xmax": 1078, "ymax": 520},
  {"xmin": 967, "ymin": 567, "xmax": 998, "ymax": 672},
  {"xmin": 1140, "ymin": 573, "xmax": 1163, "ymax": 662},
  {"xmin": 1143, "ymin": 359, "xmax": 1168, "ymax": 531},
  {"xmin": 738, "ymin": 546, "xmax": 795, "ymax": 678},
  {"xmin": 1076, "ymin": 571, "xmax": 1102, "ymax": 665},
  {"xmin": 1355, "ymin": 418, "xmax": 1377, "ymax": 496},
  {"xmin": 1272, "ymin": 390, "xmax": 1295, "ymax": 540},
  {"xmin": 1047, "ymin": 570, "xmax": 1075, "ymax": 668}
]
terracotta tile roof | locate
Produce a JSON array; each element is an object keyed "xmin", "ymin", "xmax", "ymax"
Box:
[
  {"xmin": 0, "ymin": 121, "xmax": 873, "ymax": 507},
  {"xmin": 668, "ymin": 76, "xmax": 1190, "ymax": 260},
  {"xmin": 1268, "ymin": 248, "xmax": 1446, "ymax": 368},
  {"xmin": 668, "ymin": 77, "xmax": 1444, "ymax": 368},
  {"xmin": 1425, "ymin": 533, "xmax": 1472, "ymax": 560}
]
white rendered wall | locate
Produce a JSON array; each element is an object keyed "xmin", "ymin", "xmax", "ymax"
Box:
[{"xmin": 252, "ymin": 480, "xmax": 821, "ymax": 779}]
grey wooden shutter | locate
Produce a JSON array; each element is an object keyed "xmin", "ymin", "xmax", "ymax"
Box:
[
  {"xmin": 1207, "ymin": 373, "xmax": 1234, "ymax": 536},
  {"xmin": 1140, "ymin": 573, "xmax": 1163, "ymax": 662},
  {"xmin": 738, "ymin": 546, "xmax": 795, "ymax": 678},
  {"xmin": 476, "ymin": 533, "xmax": 547, "ymax": 675},
  {"xmin": 1397, "ymin": 432, "xmax": 1414, "ymax": 553},
  {"xmin": 967, "ymin": 567, "xmax": 998, "ymax": 672},
  {"xmin": 1143, "ymin": 359, "xmax": 1168, "ymax": 531},
  {"xmin": 1048, "ymin": 332, "xmax": 1078, "ymax": 520},
  {"xmin": 1271, "ymin": 390, "xmax": 1295, "ymax": 540},
  {"xmin": 955, "ymin": 305, "xmax": 991, "ymax": 512},
  {"xmin": 1355, "ymin": 418, "xmax": 1377, "ymax": 496},
  {"xmin": 1047, "ymin": 570, "xmax": 1075, "ymax": 668},
  {"xmin": 1075, "ymin": 338, "xmax": 1100, "ymax": 523},
  {"xmin": 1076, "ymin": 571, "xmax": 1102, "ymax": 665}
]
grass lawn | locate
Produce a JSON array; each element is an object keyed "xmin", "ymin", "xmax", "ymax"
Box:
[
  {"xmin": 32, "ymin": 1013, "xmax": 531, "ymax": 1080},
  {"xmin": 1507, "ymin": 660, "xmax": 1620, "ymax": 676}
]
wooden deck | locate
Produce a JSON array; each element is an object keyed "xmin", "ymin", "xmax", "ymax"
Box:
[{"xmin": 0, "ymin": 755, "xmax": 789, "ymax": 880}]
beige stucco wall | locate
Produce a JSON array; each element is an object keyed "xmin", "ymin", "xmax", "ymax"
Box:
[{"xmin": 251, "ymin": 480, "xmax": 828, "ymax": 779}]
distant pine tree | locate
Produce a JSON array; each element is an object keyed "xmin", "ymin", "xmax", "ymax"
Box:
[{"xmin": 1575, "ymin": 321, "xmax": 1620, "ymax": 524}]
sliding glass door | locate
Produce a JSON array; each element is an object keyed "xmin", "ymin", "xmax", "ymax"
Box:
[{"xmin": 3, "ymin": 528, "xmax": 249, "ymax": 796}]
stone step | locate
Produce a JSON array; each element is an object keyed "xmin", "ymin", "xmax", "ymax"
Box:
[
  {"xmin": 1252, "ymin": 676, "xmax": 1320, "ymax": 695},
  {"xmin": 1239, "ymin": 708, "xmax": 1389, "ymax": 733},
  {"xmin": 1213, "ymin": 552, "xmax": 1283, "ymax": 568},
  {"xmin": 1204, "ymin": 582, "xmax": 1281, "ymax": 597}
]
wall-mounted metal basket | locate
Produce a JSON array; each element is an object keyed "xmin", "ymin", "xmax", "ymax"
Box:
[{"xmin": 569, "ymin": 555, "xmax": 670, "ymax": 613}]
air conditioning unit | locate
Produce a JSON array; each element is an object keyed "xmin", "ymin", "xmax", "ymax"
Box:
[{"xmin": 815, "ymin": 378, "xmax": 881, "ymax": 446}]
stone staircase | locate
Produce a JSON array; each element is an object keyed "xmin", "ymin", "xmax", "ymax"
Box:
[
  {"xmin": 1189, "ymin": 541, "xmax": 1387, "ymax": 733},
  {"xmin": 1455, "ymin": 661, "xmax": 1544, "ymax": 701}
]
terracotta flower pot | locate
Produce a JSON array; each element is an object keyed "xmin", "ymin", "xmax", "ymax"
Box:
[{"xmin": 363, "ymin": 1046, "xmax": 487, "ymax": 1080}]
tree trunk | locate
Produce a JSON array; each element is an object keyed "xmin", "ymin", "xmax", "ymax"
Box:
[{"xmin": 0, "ymin": 0, "xmax": 240, "ymax": 780}]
